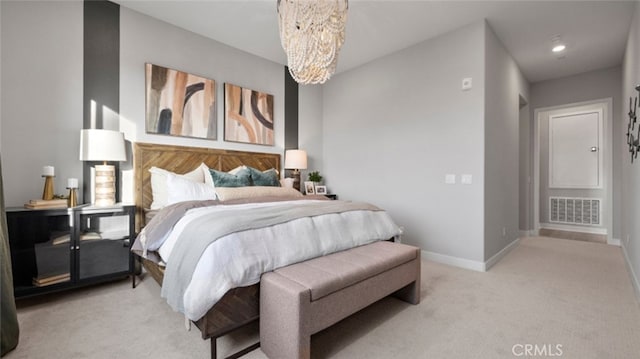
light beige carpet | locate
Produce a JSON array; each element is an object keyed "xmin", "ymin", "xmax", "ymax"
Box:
[{"xmin": 6, "ymin": 237, "xmax": 640, "ymax": 359}]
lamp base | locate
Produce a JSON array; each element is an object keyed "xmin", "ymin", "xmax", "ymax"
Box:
[
  {"xmin": 94, "ymin": 164, "xmax": 116, "ymax": 206},
  {"xmin": 292, "ymin": 170, "xmax": 301, "ymax": 192}
]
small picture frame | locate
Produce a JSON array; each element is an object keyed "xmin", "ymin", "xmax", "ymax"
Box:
[
  {"xmin": 304, "ymin": 181, "xmax": 315, "ymax": 195},
  {"xmin": 315, "ymin": 185, "xmax": 327, "ymax": 195}
]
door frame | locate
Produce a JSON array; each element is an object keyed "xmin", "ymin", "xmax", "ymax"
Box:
[{"xmin": 533, "ymin": 98, "xmax": 613, "ymax": 238}]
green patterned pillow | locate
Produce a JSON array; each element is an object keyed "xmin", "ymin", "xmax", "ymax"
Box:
[
  {"xmin": 208, "ymin": 168, "xmax": 251, "ymax": 187},
  {"xmin": 247, "ymin": 167, "xmax": 280, "ymax": 187}
]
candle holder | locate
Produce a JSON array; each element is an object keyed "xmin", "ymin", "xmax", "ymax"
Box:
[
  {"xmin": 67, "ymin": 187, "xmax": 78, "ymax": 207},
  {"xmin": 42, "ymin": 175, "xmax": 54, "ymax": 200}
]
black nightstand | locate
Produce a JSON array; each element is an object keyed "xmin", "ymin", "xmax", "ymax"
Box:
[
  {"xmin": 7, "ymin": 203, "xmax": 135, "ymax": 298},
  {"xmin": 324, "ymin": 194, "xmax": 338, "ymax": 200}
]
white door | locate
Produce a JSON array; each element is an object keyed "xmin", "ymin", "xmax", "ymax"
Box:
[
  {"xmin": 549, "ymin": 110, "xmax": 602, "ymax": 189},
  {"xmin": 533, "ymin": 99, "xmax": 611, "ymax": 237}
]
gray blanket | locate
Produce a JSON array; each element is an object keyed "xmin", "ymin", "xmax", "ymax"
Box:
[
  {"xmin": 160, "ymin": 200, "xmax": 381, "ymax": 314},
  {"xmin": 132, "ymin": 195, "xmax": 332, "ymax": 259}
]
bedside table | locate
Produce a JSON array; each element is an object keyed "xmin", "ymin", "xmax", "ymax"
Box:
[
  {"xmin": 7, "ymin": 203, "xmax": 135, "ymax": 298},
  {"xmin": 324, "ymin": 194, "xmax": 338, "ymax": 200}
]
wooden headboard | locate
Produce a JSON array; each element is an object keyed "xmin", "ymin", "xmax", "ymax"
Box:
[{"xmin": 133, "ymin": 142, "xmax": 281, "ymax": 228}]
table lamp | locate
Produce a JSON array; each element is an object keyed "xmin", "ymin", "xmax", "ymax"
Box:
[
  {"xmin": 79, "ymin": 129, "xmax": 126, "ymax": 206},
  {"xmin": 284, "ymin": 149, "xmax": 307, "ymax": 192}
]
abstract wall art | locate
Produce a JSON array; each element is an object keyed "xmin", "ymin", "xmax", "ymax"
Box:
[
  {"xmin": 626, "ymin": 84, "xmax": 640, "ymax": 163},
  {"xmin": 224, "ymin": 83, "xmax": 274, "ymax": 146},
  {"xmin": 145, "ymin": 63, "xmax": 217, "ymax": 140}
]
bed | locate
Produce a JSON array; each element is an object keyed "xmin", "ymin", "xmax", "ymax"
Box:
[{"xmin": 131, "ymin": 142, "xmax": 400, "ymax": 359}]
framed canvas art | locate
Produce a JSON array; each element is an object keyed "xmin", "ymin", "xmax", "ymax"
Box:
[
  {"xmin": 145, "ymin": 63, "xmax": 217, "ymax": 140},
  {"xmin": 224, "ymin": 83, "xmax": 274, "ymax": 145}
]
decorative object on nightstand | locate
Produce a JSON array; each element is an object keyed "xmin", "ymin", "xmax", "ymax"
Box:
[
  {"xmin": 307, "ymin": 170, "xmax": 323, "ymax": 187},
  {"xmin": 23, "ymin": 198, "xmax": 67, "ymax": 209},
  {"xmin": 41, "ymin": 165, "xmax": 55, "ymax": 200},
  {"xmin": 284, "ymin": 149, "xmax": 307, "ymax": 192},
  {"xmin": 307, "ymin": 170, "xmax": 322, "ymax": 182},
  {"xmin": 314, "ymin": 185, "xmax": 327, "ymax": 195},
  {"xmin": 304, "ymin": 181, "xmax": 315, "ymax": 195},
  {"xmin": 67, "ymin": 178, "xmax": 78, "ymax": 207},
  {"xmin": 80, "ymin": 129, "xmax": 126, "ymax": 206}
]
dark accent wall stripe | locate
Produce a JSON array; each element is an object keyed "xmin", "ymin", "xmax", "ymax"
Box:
[
  {"xmin": 284, "ymin": 66, "xmax": 299, "ymax": 150},
  {"xmin": 83, "ymin": 0, "xmax": 120, "ymax": 203}
]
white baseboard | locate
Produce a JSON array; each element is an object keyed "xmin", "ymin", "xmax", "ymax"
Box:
[
  {"xmin": 422, "ymin": 238, "xmax": 521, "ymax": 272},
  {"xmin": 421, "ymin": 250, "xmax": 486, "ymax": 272},
  {"xmin": 540, "ymin": 222, "xmax": 607, "ymax": 235},
  {"xmin": 519, "ymin": 230, "xmax": 534, "ymax": 238},
  {"xmin": 607, "ymin": 237, "xmax": 621, "ymax": 246},
  {"xmin": 621, "ymin": 243, "xmax": 640, "ymax": 302},
  {"xmin": 485, "ymin": 238, "xmax": 521, "ymax": 271}
]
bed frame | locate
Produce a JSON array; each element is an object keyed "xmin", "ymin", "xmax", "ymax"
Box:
[{"xmin": 133, "ymin": 142, "xmax": 281, "ymax": 359}]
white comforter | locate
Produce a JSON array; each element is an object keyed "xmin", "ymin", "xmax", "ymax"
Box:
[{"xmin": 156, "ymin": 200, "xmax": 401, "ymax": 321}]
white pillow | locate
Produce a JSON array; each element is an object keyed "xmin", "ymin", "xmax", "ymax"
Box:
[
  {"xmin": 203, "ymin": 163, "xmax": 215, "ymax": 188},
  {"xmin": 149, "ymin": 163, "xmax": 208, "ymax": 209},
  {"xmin": 228, "ymin": 165, "xmax": 247, "ymax": 175},
  {"xmin": 166, "ymin": 172, "xmax": 217, "ymax": 205},
  {"xmin": 215, "ymin": 186, "xmax": 303, "ymax": 201}
]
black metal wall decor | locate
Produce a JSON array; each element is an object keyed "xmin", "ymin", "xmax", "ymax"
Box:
[{"xmin": 626, "ymin": 85, "xmax": 640, "ymax": 163}]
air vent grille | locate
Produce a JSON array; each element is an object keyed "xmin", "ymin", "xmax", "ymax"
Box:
[{"xmin": 550, "ymin": 197, "xmax": 600, "ymax": 225}]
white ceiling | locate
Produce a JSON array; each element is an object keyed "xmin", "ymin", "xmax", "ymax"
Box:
[{"xmin": 114, "ymin": 0, "xmax": 637, "ymax": 83}]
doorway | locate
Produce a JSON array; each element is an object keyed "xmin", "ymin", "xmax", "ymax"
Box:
[
  {"xmin": 533, "ymin": 99, "xmax": 613, "ymax": 242},
  {"xmin": 519, "ymin": 96, "xmax": 531, "ymax": 237}
]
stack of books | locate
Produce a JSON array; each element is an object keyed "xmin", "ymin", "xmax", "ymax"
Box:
[
  {"xmin": 24, "ymin": 199, "xmax": 68, "ymax": 209},
  {"xmin": 32, "ymin": 272, "xmax": 70, "ymax": 287}
]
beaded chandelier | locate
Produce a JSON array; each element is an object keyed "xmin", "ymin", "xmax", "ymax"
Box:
[{"xmin": 277, "ymin": 0, "xmax": 349, "ymax": 85}]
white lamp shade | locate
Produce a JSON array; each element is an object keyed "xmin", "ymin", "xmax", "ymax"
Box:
[
  {"xmin": 79, "ymin": 129, "xmax": 126, "ymax": 162},
  {"xmin": 284, "ymin": 149, "xmax": 307, "ymax": 170}
]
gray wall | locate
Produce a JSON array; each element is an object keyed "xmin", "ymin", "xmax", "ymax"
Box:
[
  {"xmin": 1, "ymin": 1, "xmax": 83, "ymax": 207},
  {"xmin": 1, "ymin": 2, "xmax": 298, "ymax": 206},
  {"xmin": 621, "ymin": 2, "xmax": 640, "ymax": 295},
  {"xmin": 323, "ymin": 21, "xmax": 486, "ymax": 263},
  {"xmin": 118, "ymin": 7, "xmax": 287, "ymax": 202},
  {"xmin": 298, "ymin": 85, "xmax": 324, "ymax": 186},
  {"xmin": 484, "ymin": 24, "xmax": 530, "ymax": 260},
  {"xmin": 519, "ymin": 101, "xmax": 532, "ymax": 232},
  {"xmin": 530, "ymin": 67, "xmax": 622, "ymax": 238}
]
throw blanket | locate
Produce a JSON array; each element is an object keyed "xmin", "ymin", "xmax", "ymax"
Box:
[
  {"xmin": 133, "ymin": 195, "xmax": 332, "ymax": 258},
  {"xmin": 161, "ymin": 200, "xmax": 385, "ymax": 317}
]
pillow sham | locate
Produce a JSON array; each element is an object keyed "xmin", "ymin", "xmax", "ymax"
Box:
[
  {"xmin": 247, "ymin": 167, "xmax": 280, "ymax": 187},
  {"xmin": 228, "ymin": 165, "xmax": 247, "ymax": 175},
  {"xmin": 149, "ymin": 163, "xmax": 207, "ymax": 210},
  {"xmin": 166, "ymin": 172, "xmax": 217, "ymax": 205},
  {"xmin": 209, "ymin": 167, "xmax": 252, "ymax": 187},
  {"xmin": 215, "ymin": 186, "xmax": 304, "ymax": 202}
]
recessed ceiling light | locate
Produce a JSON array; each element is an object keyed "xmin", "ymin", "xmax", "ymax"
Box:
[{"xmin": 552, "ymin": 44, "xmax": 566, "ymax": 53}]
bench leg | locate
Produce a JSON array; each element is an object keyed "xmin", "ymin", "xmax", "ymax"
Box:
[
  {"xmin": 393, "ymin": 280, "xmax": 420, "ymax": 305},
  {"xmin": 393, "ymin": 253, "xmax": 421, "ymax": 305},
  {"xmin": 261, "ymin": 273, "xmax": 311, "ymax": 359}
]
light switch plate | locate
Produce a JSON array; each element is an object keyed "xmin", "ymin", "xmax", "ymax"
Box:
[
  {"xmin": 461, "ymin": 174, "xmax": 473, "ymax": 184},
  {"xmin": 445, "ymin": 174, "xmax": 456, "ymax": 184}
]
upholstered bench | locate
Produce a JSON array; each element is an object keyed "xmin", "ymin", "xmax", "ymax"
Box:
[{"xmin": 260, "ymin": 241, "xmax": 421, "ymax": 359}]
